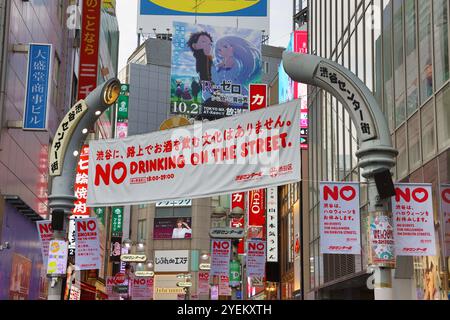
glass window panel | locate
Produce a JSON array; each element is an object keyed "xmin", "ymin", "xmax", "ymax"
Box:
[
  {"xmin": 393, "ymin": 0, "xmax": 406, "ymax": 127},
  {"xmin": 436, "ymin": 85, "xmax": 450, "ymax": 151},
  {"xmin": 421, "ymin": 100, "xmax": 436, "ymax": 162},
  {"xmin": 396, "ymin": 124, "xmax": 408, "ymax": 179},
  {"xmin": 408, "ymin": 113, "xmax": 421, "ymax": 170},
  {"xmin": 418, "ymin": 1, "xmax": 433, "ymax": 103},
  {"xmin": 433, "ymin": 0, "xmax": 449, "ymax": 89},
  {"xmin": 383, "ymin": 1, "xmax": 395, "ymax": 130},
  {"xmin": 374, "ymin": 0, "xmax": 383, "ymax": 105},
  {"xmin": 405, "ymin": 0, "xmax": 419, "ymax": 117}
]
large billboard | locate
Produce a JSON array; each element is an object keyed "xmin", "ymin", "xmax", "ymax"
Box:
[
  {"xmin": 86, "ymin": 101, "xmax": 300, "ymax": 207},
  {"xmin": 153, "ymin": 217, "xmax": 192, "ymax": 239},
  {"xmin": 137, "ymin": 0, "xmax": 269, "ymax": 35},
  {"xmin": 171, "ymin": 21, "xmax": 262, "ymax": 120}
]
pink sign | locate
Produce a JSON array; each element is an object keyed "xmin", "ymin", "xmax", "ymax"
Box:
[
  {"xmin": 210, "ymin": 285, "xmax": 219, "ymax": 300},
  {"xmin": 440, "ymin": 185, "xmax": 450, "ymax": 257},
  {"xmin": 246, "ymin": 240, "xmax": 266, "ymax": 277},
  {"xmin": 393, "ymin": 184, "xmax": 436, "ymax": 256},
  {"xmin": 319, "ymin": 182, "xmax": 361, "ymax": 254},
  {"xmin": 210, "ymin": 240, "xmax": 231, "ymax": 277},
  {"xmin": 74, "ymin": 218, "xmax": 101, "ymax": 270},
  {"xmin": 131, "ymin": 277, "xmax": 153, "ymax": 300},
  {"xmin": 106, "ymin": 276, "xmax": 121, "ymax": 300},
  {"xmin": 36, "ymin": 221, "xmax": 53, "ymax": 266},
  {"xmin": 198, "ymin": 272, "xmax": 210, "ymax": 295},
  {"xmin": 219, "ymin": 276, "xmax": 232, "ymax": 296}
]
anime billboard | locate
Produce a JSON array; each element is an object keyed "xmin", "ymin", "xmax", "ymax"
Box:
[{"xmin": 170, "ymin": 21, "xmax": 262, "ymax": 120}]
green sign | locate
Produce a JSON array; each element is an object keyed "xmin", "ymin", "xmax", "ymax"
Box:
[
  {"xmin": 117, "ymin": 84, "xmax": 129, "ymax": 120},
  {"xmin": 94, "ymin": 207, "xmax": 105, "ymax": 226},
  {"xmin": 229, "ymin": 260, "xmax": 241, "ymax": 286},
  {"xmin": 111, "ymin": 207, "xmax": 123, "ymax": 237}
]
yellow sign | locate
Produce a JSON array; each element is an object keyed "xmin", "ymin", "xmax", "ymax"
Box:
[
  {"xmin": 148, "ymin": 0, "xmax": 262, "ymax": 14},
  {"xmin": 120, "ymin": 254, "xmax": 147, "ymax": 262},
  {"xmin": 155, "ymin": 287, "xmax": 185, "ymax": 294}
]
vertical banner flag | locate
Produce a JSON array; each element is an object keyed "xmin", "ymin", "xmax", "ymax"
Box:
[
  {"xmin": 198, "ymin": 271, "xmax": 210, "ymax": 295},
  {"xmin": 392, "ymin": 184, "xmax": 436, "ymax": 256},
  {"xmin": 248, "ymin": 189, "xmax": 265, "ymax": 240},
  {"xmin": 319, "ymin": 182, "xmax": 361, "ymax": 254},
  {"xmin": 111, "ymin": 207, "xmax": 124, "ymax": 237},
  {"xmin": 266, "ymin": 187, "xmax": 278, "ymax": 262},
  {"xmin": 73, "ymin": 145, "xmax": 90, "ymax": 216},
  {"xmin": 210, "ymin": 239, "xmax": 231, "ymax": 277},
  {"xmin": 106, "ymin": 276, "xmax": 121, "ymax": 300},
  {"xmin": 246, "ymin": 240, "xmax": 266, "ymax": 277},
  {"xmin": 131, "ymin": 277, "xmax": 153, "ymax": 300},
  {"xmin": 47, "ymin": 240, "xmax": 68, "ymax": 275},
  {"xmin": 249, "ymin": 84, "xmax": 268, "ymax": 111},
  {"xmin": 294, "ymin": 30, "xmax": 309, "ymax": 149},
  {"xmin": 171, "ymin": 21, "xmax": 262, "ymax": 119},
  {"xmin": 23, "ymin": 44, "xmax": 52, "ymax": 130},
  {"xmin": 78, "ymin": 0, "xmax": 101, "ymax": 100},
  {"xmin": 75, "ymin": 218, "xmax": 101, "ymax": 270},
  {"xmin": 36, "ymin": 221, "xmax": 53, "ymax": 266},
  {"xmin": 440, "ymin": 185, "xmax": 450, "ymax": 257},
  {"xmin": 219, "ymin": 275, "xmax": 232, "ymax": 296},
  {"xmin": 210, "ymin": 285, "xmax": 219, "ymax": 300},
  {"xmin": 116, "ymin": 84, "xmax": 130, "ymax": 139},
  {"xmin": 229, "ymin": 260, "xmax": 241, "ymax": 287}
]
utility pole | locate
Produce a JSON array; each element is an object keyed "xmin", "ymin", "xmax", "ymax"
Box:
[{"xmin": 47, "ymin": 79, "xmax": 121, "ymax": 300}]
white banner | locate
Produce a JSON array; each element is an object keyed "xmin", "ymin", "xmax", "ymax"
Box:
[
  {"xmin": 131, "ymin": 277, "xmax": 153, "ymax": 300},
  {"xmin": 266, "ymin": 187, "xmax": 278, "ymax": 262},
  {"xmin": 74, "ymin": 218, "xmax": 101, "ymax": 270},
  {"xmin": 319, "ymin": 182, "xmax": 361, "ymax": 254},
  {"xmin": 210, "ymin": 240, "xmax": 231, "ymax": 277},
  {"xmin": 440, "ymin": 184, "xmax": 450, "ymax": 257},
  {"xmin": 393, "ymin": 184, "xmax": 436, "ymax": 256},
  {"xmin": 154, "ymin": 250, "xmax": 189, "ymax": 272},
  {"xmin": 87, "ymin": 102, "xmax": 300, "ymax": 207},
  {"xmin": 36, "ymin": 220, "xmax": 53, "ymax": 266},
  {"xmin": 246, "ymin": 240, "xmax": 266, "ymax": 278}
]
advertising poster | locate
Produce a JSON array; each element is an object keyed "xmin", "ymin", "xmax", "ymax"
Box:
[
  {"xmin": 210, "ymin": 239, "xmax": 231, "ymax": 277},
  {"xmin": 246, "ymin": 240, "xmax": 266, "ymax": 278},
  {"xmin": 368, "ymin": 213, "xmax": 395, "ymax": 268},
  {"xmin": 319, "ymin": 182, "xmax": 361, "ymax": 255},
  {"xmin": 9, "ymin": 254, "xmax": 32, "ymax": 300},
  {"xmin": 154, "ymin": 250, "xmax": 190, "ymax": 272},
  {"xmin": 219, "ymin": 275, "xmax": 232, "ymax": 296},
  {"xmin": 440, "ymin": 184, "xmax": 450, "ymax": 257},
  {"xmin": 47, "ymin": 240, "xmax": 68, "ymax": 276},
  {"xmin": 153, "ymin": 217, "xmax": 192, "ymax": 239},
  {"xmin": 87, "ymin": 101, "xmax": 301, "ymax": 207},
  {"xmin": 392, "ymin": 184, "xmax": 436, "ymax": 256},
  {"xmin": 131, "ymin": 277, "xmax": 154, "ymax": 300},
  {"xmin": 74, "ymin": 218, "xmax": 101, "ymax": 270},
  {"xmin": 198, "ymin": 271, "xmax": 210, "ymax": 295},
  {"xmin": 171, "ymin": 21, "xmax": 262, "ymax": 119},
  {"xmin": 36, "ymin": 220, "xmax": 53, "ymax": 266}
]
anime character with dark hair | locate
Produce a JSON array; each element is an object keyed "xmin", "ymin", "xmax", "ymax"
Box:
[{"xmin": 187, "ymin": 31, "xmax": 214, "ymax": 82}]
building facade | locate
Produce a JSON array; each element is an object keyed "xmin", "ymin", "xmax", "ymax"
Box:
[{"xmin": 304, "ymin": 0, "xmax": 449, "ymax": 300}]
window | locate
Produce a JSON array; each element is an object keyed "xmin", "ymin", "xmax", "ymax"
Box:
[
  {"xmin": 137, "ymin": 219, "xmax": 147, "ymax": 241},
  {"xmin": 396, "ymin": 125, "xmax": 408, "ymax": 179},
  {"xmin": 383, "ymin": 1, "xmax": 395, "ymax": 130},
  {"xmin": 263, "ymin": 61, "xmax": 269, "ymax": 74},
  {"xmin": 405, "ymin": 0, "xmax": 419, "ymax": 117},
  {"xmin": 433, "ymin": 0, "xmax": 449, "ymax": 89},
  {"xmin": 418, "ymin": 1, "xmax": 433, "ymax": 103},
  {"xmin": 155, "ymin": 206, "xmax": 191, "ymax": 218},
  {"xmin": 421, "ymin": 100, "xmax": 436, "ymax": 162},
  {"xmin": 436, "ymin": 85, "xmax": 450, "ymax": 151},
  {"xmin": 393, "ymin": 0, "xmax": 406, "ymax": 127},
  {"xmin": 408, "ymin": 113, "xmax": 421, "ymax": 170}
]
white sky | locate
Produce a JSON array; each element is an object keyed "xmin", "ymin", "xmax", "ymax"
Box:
[{"xmin": 116, "ymin": 0, "xmax": 293, "ymax": 71}]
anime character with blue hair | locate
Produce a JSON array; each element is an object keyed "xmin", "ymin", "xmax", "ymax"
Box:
[{"xmin": 212, "ymin": 35, "xmax": 262, "ymax": 96}]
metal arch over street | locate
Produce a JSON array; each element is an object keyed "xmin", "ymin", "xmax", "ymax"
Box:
[{"xmin": 282, "ymin": 52, "xmax": 398, "ymax": 179}]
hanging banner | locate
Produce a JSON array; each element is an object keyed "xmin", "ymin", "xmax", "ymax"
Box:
[
  {"xmin": 229, "ymin": 260, "xmax": 241, "ymax": 287},
  {"xmin": 198, "ymin": 271, "xmax": 210, "ymax": 295},
  {"xmin": 210, "ymin": 239, "xmax": 231, "ymax": 277},
  {"xmin": 246, "ymin": 240, "xmax": 266, "ymax": 278},
  {"xmin": 77, "ymin": 0, "xmax": 101, "ymax": 100},
  {"xmin": 210, "ymin": 285, "xmax": 219, "ymax": 300},
  {"xmin": 47, "ymin": 240, "xmax": 68, "ymax": 276},
  {"xmin": 219, "ymin": 275, "xmax": 232, "ymax": 296},
  {"xmin": 36, "ymin": 221, "xmax": 53, "ymax": 266},
  {"xmin": 87, "ymin": 101, "xmax": 301, "ymax": 207},
  {"xmin": 23, "ymin": 43, "xmax": 52, "ymax": 131},
  {"xmin": 368, "ymin": 212, "xmax": 396, "ymax": 268},
  {"xmin": 319, "ymin": 182, "xmax": 361, "ymax": 254},
  {"xmin": 440, "ymin": 184, "xmax": 450, "ymax": 257},
  {"xmin": 106, "ymin": 276, "xmax": 121, "ymax": 300},
  {"xmin": 392, "ymin": 184, "xmax": 436, "ymax": 256},
  {"xmin": 73, "ymin": 145, "xmax": 90, "ymax": 216},
  {"xmin": 74, "ymin": 218, "xmax": 101, "ymax": 270},
  {"xmin": 131, "ymin": 277, "xmax": 154, "ymax": 300},
  {"xmin": 266, "ymin": 187, "xmax": 278, "ymax": 262}
]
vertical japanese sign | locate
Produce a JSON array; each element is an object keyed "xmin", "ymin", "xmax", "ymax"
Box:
[
  {"xmin": 77, "ymin": 0, "xmax": 101, "ymax": 100},
  {"xmin": 47, "ymin": 240, "xmax": 68, "ymax": 275},
  {"xmin": 266, "ymin": 187, "xmax": 278, "ymax": 262},
  {"xmin": 440, "ymin": 185, "xmax": 450, "ymax": 257},
  {"xmin": 294, "ymin": 30, "xmax": 309, "ymax": 150},
  {"xmin": 23, "ymin": 44, "xmax": 52, "ymax": 130},
  {"xmin": 210, "ymin": 239, "xmax": 231, "ymax": 277},
  {"xmin": 248, "ymin": 189, "xmax": 265, "ymax": 240},
  {"xmin": 198, "ymin": 271, "xmax": 210, "ymax": 295},
  {"xmin": 36, "ymin": 221, "xmax": 53, "ymax": 266},
  {"xmin": 111, "ymin": 207, "xmax": 124, "ymax": 237},
  {"xmin": 131, "ymin": 277, "xmax": 153, "ymax": 300},
  {"xmin": 229, "ymin": 260, "xmax": 241, "ymax": 287},
  {"xmin": 74, "ymin": 218, "xmax": 101, "ymax": 270},
  {"xmin": 73, "ymin": 145, "xmax": 90, "ymax": 216},
  {"xmin": 319, "ymin": 182, "xmax": 361, "ymax": 254},
  {"xmin": 171, "ymin": 21, "xmax": 262, "ymax": 119},
  {"xmin": 392, "ymin": 184, "xmax": 436, "ymax": 256},
  {"xmin": 116, "ymin": 84, "xmax": 129, "ymax": 139},
  {"xmin": 249, "ymin": 84, "xmax": 268, "ymax": 111},
  {"xmin": 246, "ymin": 240, "xmax": 266, "ymax": 278},
  {"xmin": 231, "ymin": 192, "xmax": 245, "ymax": 254}
]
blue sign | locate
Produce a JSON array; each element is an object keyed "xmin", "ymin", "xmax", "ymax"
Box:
[
  {"xmin": 23, "ymin": 43, "xmax": 52, "ymax": 130},
  {"xmin": 140, "ymin": 0, "xmax": 268, "ymax": 17},
  {"xmin": 236, "ymin": 290, "xmax": 242, "ymax": 300}
]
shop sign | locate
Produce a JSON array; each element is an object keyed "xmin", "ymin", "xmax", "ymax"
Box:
[
  {"xmin": 120, "ymin": 254, "xmax": 147, "ymax": 262},
  {"xmin": 154, "ymin": 250, "xmax": 189, "ymax": 272},
  {"xmin": 266, "ymin": 187, "xmax": 278, "ymax": 262},
  {"xmin": 209, "ymin": 228, "xmax": 245, "ymax": 239}
]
